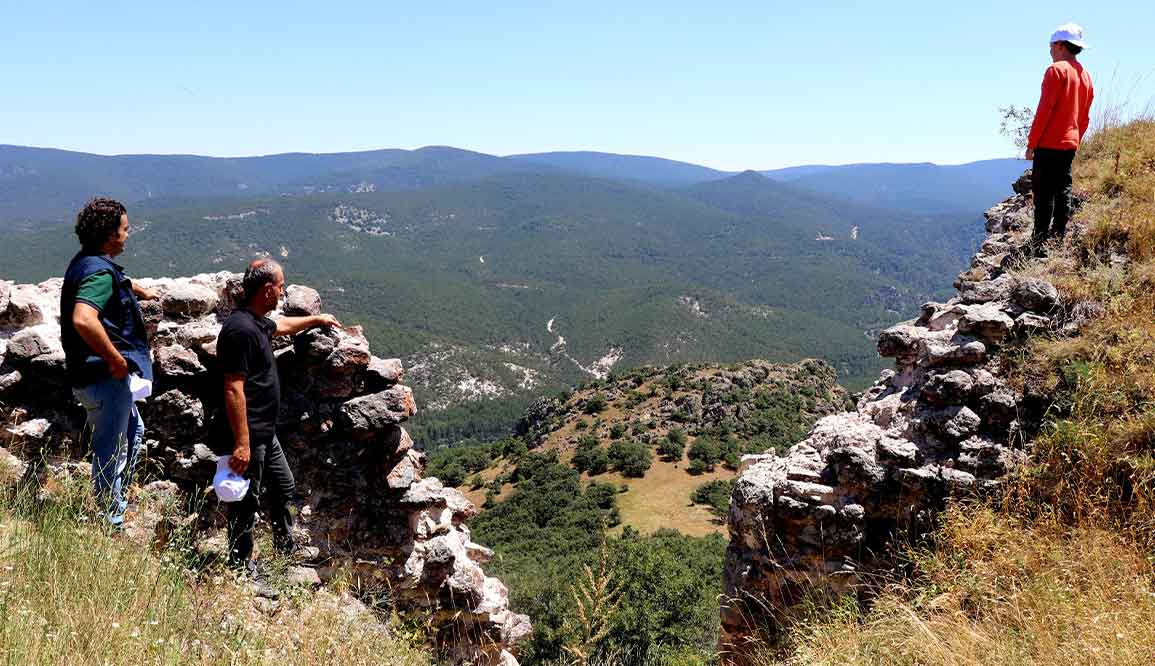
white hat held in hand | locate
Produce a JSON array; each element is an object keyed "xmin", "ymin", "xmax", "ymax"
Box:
[
  {"xmin": 1050, "ymin": 23, "xmax": 1086, "ymax": 49},
  {"xmin": 213, "ymin": 456, "xmax": 251, "ymax": 502}
]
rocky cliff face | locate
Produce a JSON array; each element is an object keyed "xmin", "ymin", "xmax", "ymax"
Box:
[
  {"xmin": 0, "ymin": 272, "xmax": 529, "ymax": 665},
  {"xmin": 720, "ymin": 173, "xmax": 1079, "ymax": 656}
]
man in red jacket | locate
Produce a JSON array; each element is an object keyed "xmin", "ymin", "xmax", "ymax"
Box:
[{"xmin": 1025, "ymin": 23, "xmax": 1094, "ymax": 254}]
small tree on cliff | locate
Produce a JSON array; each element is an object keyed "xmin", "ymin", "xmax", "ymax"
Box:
[{"xmin": 999, "ymin": 105, "xmax": 1034, "ymax": 152}]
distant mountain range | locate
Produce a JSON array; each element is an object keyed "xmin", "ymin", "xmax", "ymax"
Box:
[
  {"xmin": 0, "ymin": 144, "xmax": 1025, "ymax": 225},
  {"xmin": 0, "ymin": 142, "xmax": 1024, "ymax": 445}
]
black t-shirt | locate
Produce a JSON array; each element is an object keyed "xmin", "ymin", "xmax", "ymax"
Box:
[{"xmin": 216, "ymin": 309, "xmax": 280, "ymax": 449}]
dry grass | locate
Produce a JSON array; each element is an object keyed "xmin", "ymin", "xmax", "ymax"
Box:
[
  {"xmin": 777, "ymin": 507, "xmax": 1155, "ymax": 666},
  {"xmin": 0, "ymin": 478, "xmax": 428, "ymax": 665}
]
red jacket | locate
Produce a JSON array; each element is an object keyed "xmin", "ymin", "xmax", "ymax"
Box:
[{"xmin": 1027, "ymin": 60, "xmax": 1094, "ymax": 151}]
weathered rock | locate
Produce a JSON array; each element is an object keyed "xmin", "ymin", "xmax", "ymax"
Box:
[
  {"xmin": 148, "ymin": 389, "xmax": 205, "ymax": 437},
  {"xmin": 877, "ymin": 324, "xmax": 922, "ymax": 361},
  {"xmin": 924, "ymin": 337, "xmax": 987, "ymax": 367},
  {"xmin": 1011, "ymin": 278, "xmax": 1059, "ymax": 313},
  {"xmin": 0, "ymin": 366, "xmax": 22, "ymax": 394},
  {"xmin": 959, "ymin": 275, "xmax": 1015, "ymax": 304},
  {"xmin": 977, "ymin": 389, "xmax": 1018, "ymax": 428},
  {"xmin": 366, "ymin": 356, "xmax": 405, "ymax": 390},
  {"xmin": 287, "ymin": 566, "xmax": 323, "ymax": 588},
  {"xmin": 340, "ymin": 386, "xmax": 417, "ymax": 433},
  {"xmin": 283, "ymin": 285, "xmax": 322, "ymax": 316},
  {"xmin": 1012, "ymin": 170, "xmax": 1032, "ymax": 195},
  {"xmin": 1015, "ymin": 312, "xmax": 1052, "ymax": 336},
  {"xmin": 155, "ymin": 344, "xmax": 206, "ymax": 378},
  {"xmin": 2, "ymin": 418, "xmax": 51, "ymax": 446},
  {"xmin": 161, "ymin": 283, "xmax": 219, "ymax": 320},
  {"xmin": 4, "ymin": 328, "xmax": 56, "ymax": 363},
  {"xmin": 293, "ymin": 326, "xmax": 339, "ymax": 361},
  {"xmin": 958, "ymin": 303, "xmax": 1015, "ymax": 344},
  {"xmin": 327, "ymin": 332, "xmax": 371, "ymax": 373},
  {"xmin": 1, "ymin": 288, "xmax": 45, "ymax": 328},
  {"xmin": 921, "ymin": 370, "xmax": 974, "ymax": 404}
]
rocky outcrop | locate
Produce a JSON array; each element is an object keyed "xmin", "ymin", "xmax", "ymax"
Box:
[
  {"xmin": 518, "ymin": 358, "xmax": 849, "ymax": 448},
  {"xmin": 721, "ymin": 171, "xmax": 1072, "ymax": 657},
  {"xmin": 0, "ymin": 272, "xmax": 529, "ymax": 665}
]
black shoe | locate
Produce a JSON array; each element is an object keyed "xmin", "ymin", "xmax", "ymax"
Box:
[
  {"xmin": 286, "ymin": 544, "xmax": 321, "ymax": 563},
  {"xmin": 239, "ymin": 560, "xmax": 280, "ymax": 600}
]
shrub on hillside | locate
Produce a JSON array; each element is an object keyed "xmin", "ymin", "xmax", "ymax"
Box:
[
  {"xmin": 583, "ymin": 393, "xmax": 608, "ymax": 414},
  {"xmin": 691, "ymin": 479, "xmax": 734, "ymax": 518},
  {"xmin": 688, "ymin": 438, "xmax": 722, "ymax": 470},
  {"xmin": 658, "ymin": 436, "xmax": 685, "ymax": 461},
  {"xmin": 608, "ymin": 439, "xmax": 653, "ymax": 477}
]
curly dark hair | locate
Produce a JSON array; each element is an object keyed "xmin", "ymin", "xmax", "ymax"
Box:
[{"xmin": 75, "ymin": 198, "xmax": 127, "ymax": 252}]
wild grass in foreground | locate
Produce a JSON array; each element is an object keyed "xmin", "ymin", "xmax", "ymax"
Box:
[
  {"xmin": 0, "ymin": 479, "xmax": 428, "ymax": 666},
  {"xmin": 779, "ymin": 507, "xmax": 1155, "ymax": 666}
]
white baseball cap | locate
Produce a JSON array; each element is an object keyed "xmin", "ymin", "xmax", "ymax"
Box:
[
  {"xmin": 212, "ymin": 456, "xmax": 251, "ymax": 503},
  {"xmin": 1050, "ymin": 23, "xmax": 1087, "ymax": 49}
]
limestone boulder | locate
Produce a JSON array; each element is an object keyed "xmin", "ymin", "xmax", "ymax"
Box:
[
  {"xmin": 959, "ymin": 275, "xmax": 1015, "ymax": 304},
  {"xmin": 283, "ymin": 285, "xmax": 322, "ymax": 316},
  {"xmin": 147, "ymin": 390, "xmax": 205, "ymax": 440},
  {"xmin": 1011, "ymin": 278, "xmax": 1059, "ymax": 313},
  {"xmin": 957, "ymin": 303, "xmax": 1015, "ymax": 344},
  {"xmin": 1, "ymin": 287, "xmax": 46, "ymax": 328},
  {"xmin": 161, "ymin": 283, "xmax": 219, "ymax": 320},
  {"xmin": 340, "ymin": 386, "xmax": 417, "ymax": 433},
  {"xmin": 921, "ymin": 370, "xmax": 974, "ymax": 404},
  {"xmin": 4, "ymin": 328, "xmax": 57, "ymax": 364},
  {"xmin": 366, "ymin": 357, "xmax": 405, "ymax": 390},
  {"xmin": 155, "ymin": 344, "xmax": 206, "ymax": 379}
]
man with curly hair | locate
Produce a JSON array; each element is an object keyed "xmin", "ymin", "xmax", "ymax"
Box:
[{"xmin": 60, "ymin": 198, "xmax": 158, "ymax": 527}]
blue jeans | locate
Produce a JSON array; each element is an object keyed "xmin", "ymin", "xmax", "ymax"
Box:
[{"xmin": 73, "ymin": 376, "xmax": 144, "ymax": 526}]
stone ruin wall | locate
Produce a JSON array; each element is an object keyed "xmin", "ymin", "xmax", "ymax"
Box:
[
  {"xmin": 720, "ymin": 172, "xmax": 1088, "ymax": 656},
  {"xmin": 0, "ymin": 273, "xmax": 529, "ymax": 666}
]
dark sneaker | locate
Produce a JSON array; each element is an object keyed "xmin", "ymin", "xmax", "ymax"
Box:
[
  {"xmin": 241, "ymin": 560, "xmax": 280, "ymax": 600},
  {"xmin": 287, "ymin": 544, "xmax": 321, "ymax": 563}
]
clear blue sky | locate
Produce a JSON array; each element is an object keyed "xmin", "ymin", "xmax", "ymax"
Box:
[{"xmin": 4, "ymin": 1, "xmax": 1152, "ymax": 169}]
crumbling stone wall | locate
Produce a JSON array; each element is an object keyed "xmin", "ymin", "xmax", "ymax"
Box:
[
  {"xmin": 720, "ymin": 173, "xmax": 1078, "ymax": 657},
  {"xmin": 0, "ymin": 272, "xmax": 529, "ymax": 665}
]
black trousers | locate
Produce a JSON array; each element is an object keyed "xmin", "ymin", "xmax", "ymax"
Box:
[
  {"xmin": 227, "ymin": 435, "xmax": 296, "ymax": 565},
  {"xmin": 1031, "ymin": 147, "xmax": 1077, "ymax": 247}
]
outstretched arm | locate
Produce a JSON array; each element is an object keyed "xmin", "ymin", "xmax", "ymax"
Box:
[
  {"xmin": 131, "ymin": 281, "xmax": 159, "ymax": 301},
  {"xmin": 274, "ymin": 313, "xmax": 341, "ymax": 337}
]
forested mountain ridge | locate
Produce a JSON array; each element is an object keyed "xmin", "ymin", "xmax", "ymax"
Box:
[
  {"xmin": 0, "ymin": 143, "xmax": 1011, "ymax": 449},
  {"xmin": 1, "ymin": 143, "xmax": 1021, "ymax": 224}
]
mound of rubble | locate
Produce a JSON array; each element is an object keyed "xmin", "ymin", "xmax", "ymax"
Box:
[
  {"xmin": 0, "ymin": 272, "xmax": 529, "ymax": 665},
  {"xmin": 720, "ymin": 172, "xmax": 1082, "ymax": 656}
]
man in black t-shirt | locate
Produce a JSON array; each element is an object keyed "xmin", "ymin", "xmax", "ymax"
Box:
[{"xmin": 217, "ymin": 258, "xmax": 339, "ymax": 580}]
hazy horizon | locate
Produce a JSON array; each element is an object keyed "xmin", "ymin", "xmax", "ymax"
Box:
[
  {"xmin": 5, "ymin": 2, "xmax": 1152, "ymax": 170},
  {"xmin": 1, "ymin": 141, "xmax": 1024, "ymax": 173}
]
